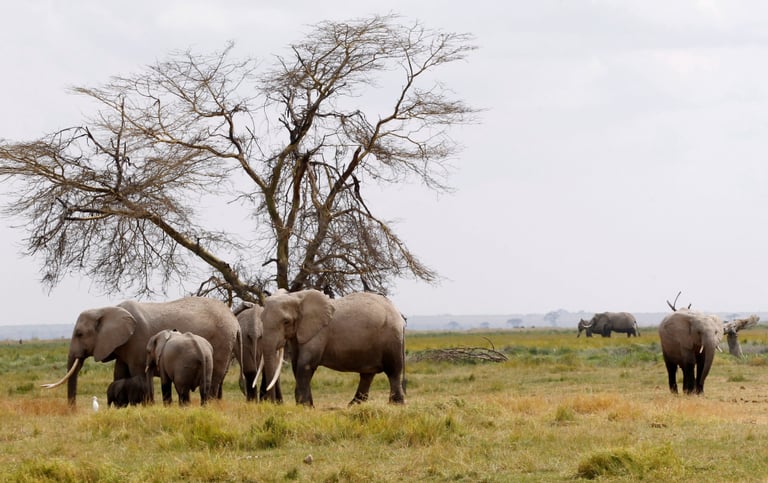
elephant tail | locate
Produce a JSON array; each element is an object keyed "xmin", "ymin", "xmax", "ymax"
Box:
[
  {"xmin": 401, "ymin": 320, "xmax": 407, "ymax": 395},
  {"xmin": 201, "ymin": 344, "xmax": 211, "ymax": 403},
  {"xmin": 236, "ymin": 328, "xmax": 245, "ymax": 395}
]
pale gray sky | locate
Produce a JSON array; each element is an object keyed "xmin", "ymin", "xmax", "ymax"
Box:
[{"xmin": 2, "ymin": 1, "xmax": 767, "ymax": 324}]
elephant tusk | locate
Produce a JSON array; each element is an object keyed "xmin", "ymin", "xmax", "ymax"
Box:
[
  {"xmin": 41, "ymin": 358, "xmax": 81, "ymax": 389},
  {"xmin": 266, "ymin": 347, "xmax": 284, "ymax": 392},
  {"xmin": 253, "ymin": 355, "xmax": 264, "ymax": 389}
]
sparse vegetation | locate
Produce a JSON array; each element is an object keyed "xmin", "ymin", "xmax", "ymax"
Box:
[{"xmin": 3, "ymin": 328, "xmax": 768, "ymax": 481}]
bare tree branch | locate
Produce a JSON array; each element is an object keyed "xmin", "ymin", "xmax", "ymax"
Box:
[{"xmin": 0, "ymin": 14, "xmax": 477, "ymax": 304}]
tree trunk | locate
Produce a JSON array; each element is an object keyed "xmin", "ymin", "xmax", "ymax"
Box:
[{"xmin": 727, "ymin": 332, "xmax": 743, "ymax": 358}]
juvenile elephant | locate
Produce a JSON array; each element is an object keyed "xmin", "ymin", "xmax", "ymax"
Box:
[
  {"xmin": 234, "ymin": 302, "xmax": 282, "ymax": 402},
  {"xmin": 146, "ymin": 330, "xmax": 214, "ymax": 406},
  {"xmin": 260, "ymin": 289, "xmax": 406, "ymax": 407},
  {"xmin": 42, "ymin": 297, "xmax": 242, "ymax": 407},
  {"xmin": 107, "ymin": 375, "xmax": 150, "ymax": 407},
  {"xmin": 577, "ymin": 312, "xmax": 639, "ymax": 337},
  {"xmin": 658, "ymin": 309, "xmax": 723, "ymax": 395}
]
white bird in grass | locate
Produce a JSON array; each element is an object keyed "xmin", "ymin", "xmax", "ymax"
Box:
[{"xmin": 92, "ymin": 396, "xmax": 99, "ymax": 412}]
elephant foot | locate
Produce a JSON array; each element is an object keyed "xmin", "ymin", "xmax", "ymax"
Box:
[{"xmin": 349, "ymin": 392, "xmax": 369, "ymax": 405}]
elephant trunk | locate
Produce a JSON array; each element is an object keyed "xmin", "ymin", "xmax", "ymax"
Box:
[
  {"xmin": 66, "ymin": 355, "xmax": 82, "ymax": 406},
  {"xmin": 698, "ymin": 344, "xmax": 717, "ymax": 393}
]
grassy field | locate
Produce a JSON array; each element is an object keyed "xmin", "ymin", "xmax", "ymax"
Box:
[{"xmin": 3, "ymin": 328, "xmax": 768, "ymax": 482}]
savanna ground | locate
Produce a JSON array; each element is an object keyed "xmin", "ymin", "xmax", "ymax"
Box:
[{"xmin": 3, "ymin": 328, "xmax": 768, "ymax": 482}]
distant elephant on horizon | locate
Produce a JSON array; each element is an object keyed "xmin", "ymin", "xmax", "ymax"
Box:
[{"xmin": 577, "ymin": 312, "xmax": 639, "ymax": 337}]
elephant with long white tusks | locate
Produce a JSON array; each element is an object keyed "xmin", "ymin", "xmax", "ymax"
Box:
[
  {"xmin": 577, "ymin": 312, "xmax": 639, "ymax": 338},
  {"xmin": 41, "ymin": 297, "xmax": 243, "ymax": 407},
  {"xmin": 233, "ymin": 302, "xmax": 282, "ymax": 402},
  {"xmin": 659, "ymin": 309, "xmax": 760, "ymax": 395},
  {"xmin": 259, "ymin": 289, "xmax": 407, "ymax": 407}
]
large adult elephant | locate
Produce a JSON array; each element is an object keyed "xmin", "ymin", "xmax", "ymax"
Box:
[
  {"xmin": 577, "ymin": 312, "xmax": 639, "ymax": 337},
  {"xmin": 233, "ymin": 302, "xmax": 282, "ymax": 402},
  {"xmin": 42, "ymin": 297, "xmax": 242, "ymax": 407},
  {"xmin": 260, "ymin": 289, "xmax": 406, "ymax": 407},
  {"xmin": 658, "ymin": 309, "xmax": 724, "ymax": 394}
]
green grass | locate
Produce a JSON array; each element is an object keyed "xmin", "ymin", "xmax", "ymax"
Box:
[{"xmin": 2, "ymin": 328, "xmax": 768, "ymax": 481}]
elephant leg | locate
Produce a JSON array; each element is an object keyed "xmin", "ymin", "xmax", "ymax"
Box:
[
  {"xmin": 681, "ymin": 363, "xmax": 696, "ymax": 394},
  {"xmin": 177, "ymin": 388, "xmax": 191, "ymax": 406},
  {"xmin": 113, "ymin": 360, "xmax": 130, "ymax": 380},
  {"xmin": 259, "ymin": 376, "xmax": 283, "ymax": 403},
  {"xmin": 664, "ymin": 359, "xmax": 678, "ymax": 394},
  {"xmin": 294, "ymin": 365, "xmax": 317, "ymax": 407},
  {"xmin": 161, "ymin": 379, "xmax": 173, "ymax": 405},
  {"xmin": 210, "ymin": 363, "xmax": 228, "ymax": 401},
  {"xmin": 386, "ymin": 370, "xmax": 406, "ymax": 404},
  {"xmin": 243, "ymin": 371, "xmax": 257, "ymax": 402},
  {"xmin": 349, "ymin": 373, "xmax": 375, "ymax": 405},
  {"xmin": 694, "ymin": 351, "xmax": 706, "ymax": 394}
]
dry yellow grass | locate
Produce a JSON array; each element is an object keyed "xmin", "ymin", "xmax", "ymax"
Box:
[{"xmin": 2, "ymin": 329, "xmax": 768, "ymax": 481}]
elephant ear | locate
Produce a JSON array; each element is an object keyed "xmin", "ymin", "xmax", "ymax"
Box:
[
  {"xmin": 253, "ymin": 307, "xmax": 264, "ymax": 339},
  {"xmin": 154, "ymin": 331, "xmax": 172, "ymax": 366},
  {"xmin": 93, "ymin": 306, "xmax": 137, "ymax": 362},
  {"xmin": 296, "ymin": 290, "xmax": 334, "ymax": 344}
]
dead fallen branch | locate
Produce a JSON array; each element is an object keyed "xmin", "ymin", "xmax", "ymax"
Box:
[
  {"xmin": 409, "ymin": 346, "xmax": 508, "ymax": 363},
  {"xmin": 724, "ymin": 314, "xmax": 760, "ymax": 358}
]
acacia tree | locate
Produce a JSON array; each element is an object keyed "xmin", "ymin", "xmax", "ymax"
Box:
[{"xmin": 0, "ymin": 15, "xmax": 476, "ymax": 305}]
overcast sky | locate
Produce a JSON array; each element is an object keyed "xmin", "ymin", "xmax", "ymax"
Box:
[{"xmin": 1, "ymin": 1, "xmax": 767, "ymax": 325}]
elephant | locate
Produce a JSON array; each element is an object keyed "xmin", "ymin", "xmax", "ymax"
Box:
[
  {"xmin": 658, "ymin": 310, "xmax": 761, "ymax": 394},
  {"xmin": 658, "ymin": 309, "xmax": 724, "ymax": 394},
  {"xmin": 146, "ymin": 329, "xmax": 214, "ymax": 406},
  {"xmin": 42, "ymin": 296, "xmax": 242, "ymax": 407},
  {"xmin": 260, "ymin": 289, "xmax": 406, "ymax": 407},
  {"xmin": 577, "ymin": 312, "xmax": 639, "ymax": 337},
  {"xmin": 233, "ymin": 302, "xmax": 283, "ymax": 402},
  {"xmin": 107, "ymin": 375, "xmax": 150, "ymax": 407}
]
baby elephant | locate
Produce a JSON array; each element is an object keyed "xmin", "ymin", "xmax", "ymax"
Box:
[
  {"xmin": 107, "ymin": 375, "xmax": 150, "ymax": 407},
  {"xmin": 146, "ymin": 329, "xmax": 214, "ymax": 406}
]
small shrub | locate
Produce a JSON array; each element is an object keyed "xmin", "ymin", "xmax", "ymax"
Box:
[
  {"xmin": 378, "ymin": 411, "xmax": 461, "ymax": 446},
  {"xmin": 12, "ymin": 383, "xmax": 34, "ymax": 395},
  {"xmin": 576, "ymin": 449, "xmax": 639, "ymax": 479},
  {"xmin": 576, "ymin": 445, "xmax": 683, "ymax": 480},
  {"xmin": 249, "ymin": 414, "xmax": 291, "ymax": 449},
  {"xmin": 553, "ymin": 405, "xmax": 575, "ymax": 424}
]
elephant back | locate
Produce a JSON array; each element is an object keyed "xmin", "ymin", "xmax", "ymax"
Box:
[
  {"xmin": 120, "ymin": 297, "xmax": 239, "ymax": 358},
  {"xmin": 332, "ymin": 292, "xmax": 405, "ymax": 333}
]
